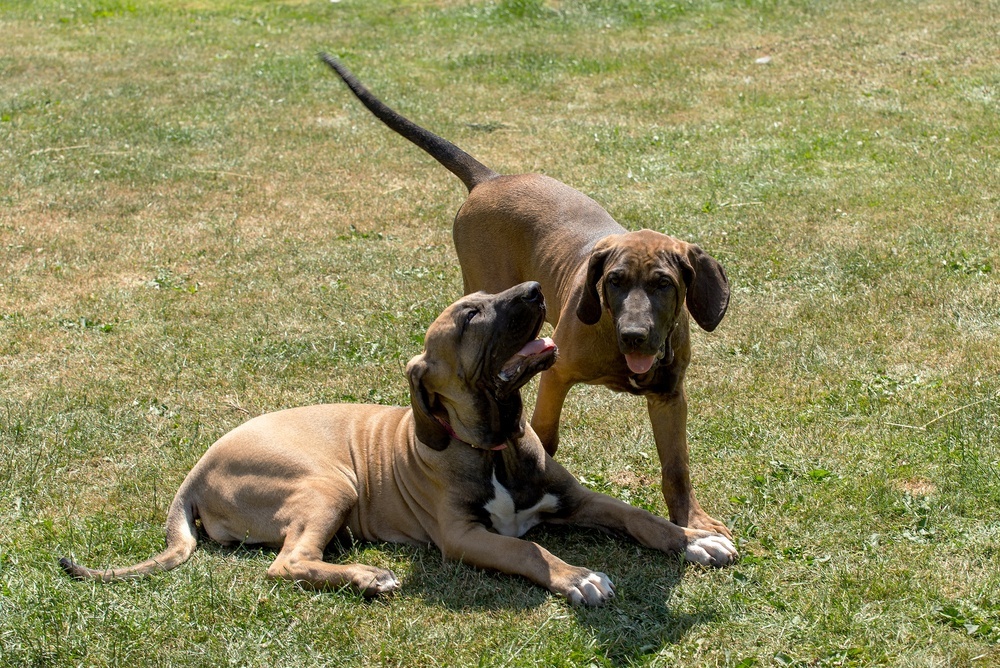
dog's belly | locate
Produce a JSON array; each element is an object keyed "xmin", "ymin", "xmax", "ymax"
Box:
[
  {"xmin": 482, "ymin": 473, "xmax": 560, "ymax": 537},
  {"xmin": 198, "ymin": 511, "xmax": 284, "ymax": 549}
]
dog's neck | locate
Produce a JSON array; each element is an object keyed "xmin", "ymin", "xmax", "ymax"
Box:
[{"xmin": 435, "ymin": 415, "xmax": 508, "ymax": 451}]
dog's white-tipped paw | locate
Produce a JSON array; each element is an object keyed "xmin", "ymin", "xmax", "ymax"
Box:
[
  {"xmin": 565, "ymin": 570, "xmax": 615, "ymax": 606},
  {"xmin": 685, "ymin": 533, "xmax": 738, "ymax": 567}
]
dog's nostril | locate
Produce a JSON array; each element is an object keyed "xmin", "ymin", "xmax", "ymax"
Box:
[
  {"xmin": 620, "ymin": 329, "xmax": 648, "ymax": 347},
  {"xmin": 522, "ymin": 282, "xmax": 543, "ymax": 303}
]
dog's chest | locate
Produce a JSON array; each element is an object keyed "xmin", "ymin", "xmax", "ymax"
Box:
[
  {"xmin": 482, "ymin": 472, "xmax": 559, "ymax": 537},
  {"xmin": 608, "ymin": 364, "xmax": 681, "ymax": 396}
]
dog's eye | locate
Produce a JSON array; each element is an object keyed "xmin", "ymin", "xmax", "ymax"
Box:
[
  {"xmin": 465, "ymin": 309, "xmax": 478, "ymax": 324},
  {"xmin": 657, "ymin": 277, "xmax": 673, "ymax": 290},
  {"xmin": 607, "ymin": 273, "xmax": 622, "ymax": 287}
]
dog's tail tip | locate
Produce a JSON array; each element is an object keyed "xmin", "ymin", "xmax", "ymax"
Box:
[
  {"xmin": 318, "ymin": 51, "xmax": 344, "ymax": 72},
  {"xmin": 58, "ymin": 556, "xmax": 87, "ymax": 579},
  {"xmin": 316, "ymin": 48, "xmax": 498, "ymax": 192}
]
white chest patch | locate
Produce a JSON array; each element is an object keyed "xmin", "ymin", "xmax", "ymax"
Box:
[{"xmin": 483, "ymin": 473, "xmax": 560, "ymax": 537}]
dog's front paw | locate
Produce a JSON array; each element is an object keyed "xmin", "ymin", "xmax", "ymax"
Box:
[
  {"xmin": 560, "ymin": 569, "xmax": 615, "ymax": 606},
  {"xmin": 684, "ymin": 532, "xmax": 738, "ymax": 567}
]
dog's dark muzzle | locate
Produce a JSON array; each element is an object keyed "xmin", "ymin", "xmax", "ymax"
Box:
[
  {"xmin": 616, "ymin": 322, "xmax": 672, "ymax": 376},
  {"xmin": 490, "ymin": 282, "xmax": 557, "ymax": 394}
]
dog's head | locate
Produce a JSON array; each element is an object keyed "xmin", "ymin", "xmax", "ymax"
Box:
[
  {"xmin": 407, "ymin": 282, "xmax": 557, "ymax": 451},
  {"xmin": 575, "ymin": 230, "xmax": 729, "ymax": 375}
]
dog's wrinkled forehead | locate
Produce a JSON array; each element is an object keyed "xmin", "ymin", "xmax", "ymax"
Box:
[
  {"xmin": 430, "ymin": 293, "xmax": 491, "ymax": 335},
  {"xmin": 423, "ymin": 292, "xmax": 497, "ymax": 364},
  {"xmin": 604, "ymin": 233, "xmax": 690, "ymax": 282}
]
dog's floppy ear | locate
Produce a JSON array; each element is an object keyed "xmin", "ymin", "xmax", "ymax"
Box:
[
  {"xmin": 576, "ymin": 240, "xmax": 614, "ymax": 325},
  {"xmin": 683, "ymin": 244, "xmax": 730, "ymax": 332},
  {"xmin": 406, "ymin": 356, "xmax": 451, "ymax": 451}
]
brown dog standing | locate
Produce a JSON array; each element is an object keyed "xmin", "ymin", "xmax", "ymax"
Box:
[
  {"xmin": 322, "ymin": 54, "xmax": 733, "ymax": 538},
  {"xmin": 60, "ymin": 283, "xmax": 736, "ymax": 603}
]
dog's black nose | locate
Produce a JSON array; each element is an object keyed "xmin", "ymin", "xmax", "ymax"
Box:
[
  {"xmin": 619, "ymin": 328, "xmax": 648, "ymax": 348},
  {"xmin": 521, "ymin": 282, "xmax": 543, "ymax": 303}
]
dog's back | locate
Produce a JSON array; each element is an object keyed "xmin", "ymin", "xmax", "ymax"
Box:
[{"xmin": 454, "ymin": 173, "xmax": 623, "ymax": 317}]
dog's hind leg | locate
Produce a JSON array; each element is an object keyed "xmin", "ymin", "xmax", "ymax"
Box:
[
  {"xmin": 265, "ymin": 502, "xmax": 400, "ymax": 597},
  {"xmin": 267, "ymin": 544, "xmax": 400, "ymax": 597}
]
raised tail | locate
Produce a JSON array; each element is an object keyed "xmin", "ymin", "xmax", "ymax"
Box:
[
  {"xmin": 59, "ymin": 494, "xmax": 198, "ymax": 582},
  {"xmin": 320, "ymin": 52, "xmax": 499, "ymax": 193}
]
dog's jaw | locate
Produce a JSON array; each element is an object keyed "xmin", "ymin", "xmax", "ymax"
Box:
[
  {"xmin": 497, "ymin": 337, "xmax": 557, "ymax": 391},
  {"xmin": 428, "ymin": 283, "xmax": 554, "ymax": 451},
  {"xmin": 490, "ymin": 300, "xmax": 554, "ymax": 397}
]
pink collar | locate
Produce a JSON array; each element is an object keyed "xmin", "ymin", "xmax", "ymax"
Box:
[{"xmin": 436, "ymin": 416, "xmax": 507, "ymax": 451}]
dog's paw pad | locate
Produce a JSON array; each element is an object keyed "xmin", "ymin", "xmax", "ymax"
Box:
[
  {"xmin": 685, "ymin": 534, "xmax": 738, "ymax": 567},
  {"xmin": 565, "ymin": 570, "xmax": 615, "ymax": 606}
]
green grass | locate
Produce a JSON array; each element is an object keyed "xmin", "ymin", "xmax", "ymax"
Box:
[{"xmin": 2, "ymin": 0, "xmax": 998, "ymax": 665}]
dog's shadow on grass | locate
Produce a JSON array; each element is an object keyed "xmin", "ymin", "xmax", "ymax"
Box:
[
  {"xmin": 211, "ymin": 526, "xmax": 713, "ymax": 663},
  {"xmin": 393, "ymin": 525, "xmax": 716, "ymax": 664}
]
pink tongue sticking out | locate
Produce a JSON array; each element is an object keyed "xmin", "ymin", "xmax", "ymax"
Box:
[
  {"xmin": 625, "ymin": 353, "xmax": 656, "ymax": 375},
  {"xmin": 499, "ymin": 337, "xmax": 556, "ymax": 381},
  {"xmin": 517, "ymin": 337, "xmax": 555, "ymax": 357}
]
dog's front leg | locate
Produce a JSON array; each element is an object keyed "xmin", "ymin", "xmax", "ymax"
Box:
[
  {"xmin": 438, "ymin": 524, "xmax": 615, "ymax": 605},
  {"xmin": 647, "ymin": 392, "xmax": 733, "ymax": 538},
  {"xmin": 560, "ymin": 485, "xmax": 737, "ymax": 567},
  {"xmin": 530, "ymin": 367, "xmax": 573, "ymax": 456}
]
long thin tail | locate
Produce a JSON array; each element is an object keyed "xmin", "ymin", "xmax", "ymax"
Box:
[
  {"xmin": 320, "ymin": 52, "xmax": 499, "ymax": 193},
  {"xmin": 59, "ymin": 494, "xmax": 198, "ymax": 582}
]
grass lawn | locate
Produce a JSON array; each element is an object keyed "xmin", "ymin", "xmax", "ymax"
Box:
[{"xmin": 1, "ymin": 0, "xmax": 998, "ymax": 665}]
